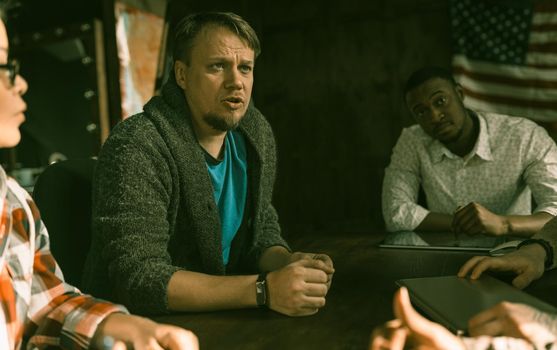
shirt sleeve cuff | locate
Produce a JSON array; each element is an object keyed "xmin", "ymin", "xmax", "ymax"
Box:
[
  {"xmin": 60, "ymin": 298, "xmax": 129, "ymax": 350},
  {"xmin": 533, "ymin": 206, "xmax": 557, "ymax": 217},
  {"xmin": 407, "ymin": 206, "xmax": 430, "ymax": 231}
]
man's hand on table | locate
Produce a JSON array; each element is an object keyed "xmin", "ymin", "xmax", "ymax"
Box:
[
  {"xmin": 457, "ymin": 244, "xmax": 546, "ymax": 289},
  {"xmin": 266, "ymin": 252, "xmax": 334, "ymax": 316}
]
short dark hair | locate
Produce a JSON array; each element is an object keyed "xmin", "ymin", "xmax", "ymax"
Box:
[
  {"xmin": 173, "ymin": 12, "xmax": 261, "ymax": 64},
  {"xmin": 404, "ymin": 66, "xmax": 458, "ymax": 96}
]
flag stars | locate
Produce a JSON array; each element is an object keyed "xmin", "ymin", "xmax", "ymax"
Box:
[{"xmin": 450, "ymin": 0, "xmax": 531, "ymax": 65}]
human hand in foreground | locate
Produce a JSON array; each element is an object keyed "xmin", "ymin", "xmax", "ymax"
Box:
[
  {"xmin": 468, "ymin": 302, "xmax": 557, "ymax": 348},
  {"xmin": 369, "ymin": 287, "xmax": 465, "ymax": 350},
  {"xmin": 266, "ymin": 256, "xmax": 334, "ymax": 316},
  {"xmin": 93, "ymin": 313, "xmax": 198, "ymax": 349},
  {"xmin": 452, "ymin": 202, "xmax": 508, "ymax": 236},
  {"xmin": 457, "ymin": 244, "xmax": 546, "ymax": 289}
]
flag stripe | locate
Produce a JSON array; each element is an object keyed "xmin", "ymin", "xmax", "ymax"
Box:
[
  {"xmin": 460, "ymin": 85, "xmax": 557, "ymax": 110},
  {"xmin": 529, "ymin": 32, "xmax": 557, "ymax": 44},
  {"xmin": 529, "ymin": 42, "xmax": 557, "ymax": 53},
  {"xmin": 533, "ymin": 4, "xmax": 557, "ymax": 15},
  {"xmin": 456, "ymin": 74, "xmax": 557, "ymax": 100},
  {"xmin": 453, "ymin": 55, "xmax": 557, "ymax": 82},
  {"xmin": 464, "ymin": 95, "xmax": 557, "ymax": 121},
  {"xmin": 453, "ymin": 66, "xmax": 557, "ymax": 89},
  {"xmin": 532, "ymin": 23, "xmax": 557, "ymax": 31},
  {"xmin": 526, "ymin": 52, "xmax": 557, "ymax": 67}
]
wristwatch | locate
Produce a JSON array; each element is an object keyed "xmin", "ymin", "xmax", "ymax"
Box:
[
  {"xmin": 255, "ymin": 272, "xmax": 268, "ymax": 308},
  {"xmin": 517, "ymin": 238, "xmax": 554, "ymax": 270}
]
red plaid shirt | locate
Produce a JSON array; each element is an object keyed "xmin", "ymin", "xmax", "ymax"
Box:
[{"xmin": 0, "ymin": 168, "xmax": 127, "ymax": 349}]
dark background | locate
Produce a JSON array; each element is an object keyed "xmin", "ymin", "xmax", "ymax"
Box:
[
  {"xmin": 5, "ymin": 0, "xmax": 452, "ymax": 236},
  {"xmin": 164, "ymin": 0, "xmax": 452, "ymax": 236}
]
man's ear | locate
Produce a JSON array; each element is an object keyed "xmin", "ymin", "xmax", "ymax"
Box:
[
  {"xmin": 174, "ymin": 60, "xmax": 188, "ymax": 90},
  {"xmin": 455, "ymin": 83, "xmax": 465, "ymax": 102}
]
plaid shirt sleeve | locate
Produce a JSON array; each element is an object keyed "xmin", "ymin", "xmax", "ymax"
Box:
[{"xmin": 15, "ymin": 187, "xmax": 128, "ymax": 349}]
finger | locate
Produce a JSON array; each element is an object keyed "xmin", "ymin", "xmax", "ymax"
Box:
[
  {"xmin": 468, "ymin": 305, "xmax": 501, "ymax": 330},
  {"xmin": 468, "ymin": 318, "xmax": 504, "ymax": 337},
  {"xmin": 302, "ymin": 295, "xmax": 326, "ymax": 309},
  {"xmin": 388, "ymin": 327, "xmax": 408, "ymax": 350},
  {"xmin": 112, "ymin": 341, "xmax": 127, "ymax": 350},
  {"xmin": 458, "ymin": 256, "xmax": 513, "ymax": 280},
  {"xmin": 454, "ymin": 210, "xmax": 481, "ymax": 235},
  {"xmin": 370, "ymin": 326, "xmax": 408, "ymax": 350},
  {"xmin": 292, "ymin": 252, "xmax": 314, "ymax": 261},
  {"xmin": 511, "ymin": 272, "xmax": 536, "ymax": 289},
  {"xmin": 385, "ymin": 319, "xmax": 403, "ymax": 329},
  {"xmin": 468, "ymin": 257, "xmax": 519, "ymax": 280},
  {"xmin": 303, "ymin": 267, "xmax": 329, "ymax": 284},
  {"xmin": 296, "ymin": 258, "xmax": 335, "ymax": 274},
  {"xmin": 463, "ymin": 221, "xmax": 487, "ymax": 236},
  {"xmin": 134, "ymin": 339, "xmax": 165, "ymax": 350},
  {"xmin": 326, "ymin": 273, "xmax": 334, "ymax": 288},
  {"xmin": 292, "ymin": 307, "xmax": 319, "ymax": 316},
  {"xmin": 458, "ymin": 212, "xmax": 483, "ymax": 235},
  {"xmin": 452, "ymin": 206, "xmax": 468, "ymax": 233},
  {"xmin": 370, "ymin": 334, "xmax": 388, "ymax": 350},
  {"xmin": 457, "ymin": 256, "xmax": 487, "ymax": 277},
  {"xmin": 304, "ymin": 282, "xmax": 328, "ymax": 297},
  {"xmin": 370, "ymin": 336, "xmax": 402, "ymax": 350},
  {"xmin": 312, "ymin": 254, "xmax": 334, "ymax": 270},
  {"xmin": 393, "ymin": 287, "xmax": 434, "ymax": 335},
  {"xmin": 157, "ymin": 327, "xmax": 199, "ymax": 350}
]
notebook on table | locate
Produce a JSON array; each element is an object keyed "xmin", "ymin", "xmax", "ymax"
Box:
[{"xmin": 397, "ymin": 275, "xmax": 557, "ymax": 335}]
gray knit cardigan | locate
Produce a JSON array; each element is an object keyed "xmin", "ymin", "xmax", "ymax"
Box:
[{"xmin": 82, "ymin": 77, "xmax": 289, "ymax": 315}]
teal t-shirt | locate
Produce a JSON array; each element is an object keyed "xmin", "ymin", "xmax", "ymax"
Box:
[{"xmin": 205, "ymin": 130, "xmax": 248, "ymax": 265}]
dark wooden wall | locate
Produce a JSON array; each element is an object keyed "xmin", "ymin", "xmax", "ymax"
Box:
[{"xmin": 167, "ymin": 0, "xmax": 453, "ymax": 237}]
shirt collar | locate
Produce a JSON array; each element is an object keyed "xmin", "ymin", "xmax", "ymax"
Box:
[{"xmin": 428, "ymin": 111, "xmax": 493, "ymax": 163}]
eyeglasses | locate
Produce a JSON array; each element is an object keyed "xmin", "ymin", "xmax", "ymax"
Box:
[{"xmin": 0, "ymin": 59, "xmax": 19, "ymax": 87}]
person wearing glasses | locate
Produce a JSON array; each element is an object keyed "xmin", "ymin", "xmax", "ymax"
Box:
[
  {"xmin": 382, "ymin": 66, "xmax": 557, "ymax": 238},
  {"xmin": 82, "ymin": 12, "xmax": 334, "ymax": 317},
  {"xmin": 0, "ymin": 6, "xmax": 198, "ymax": 350}
]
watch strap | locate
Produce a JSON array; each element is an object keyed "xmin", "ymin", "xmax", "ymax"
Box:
[{"xmin": 255, "ymin": 272, "xmax": 268, "ymax": 308}]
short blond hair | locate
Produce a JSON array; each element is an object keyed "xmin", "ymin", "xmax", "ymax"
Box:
[{"xmin": 173, "ymin": 12, "xmax": 261, "ymax": 64}]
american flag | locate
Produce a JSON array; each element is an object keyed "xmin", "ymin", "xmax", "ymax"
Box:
[{"xmin": 450, "ymin": 0, "xmax": 557, "ymax": 122}]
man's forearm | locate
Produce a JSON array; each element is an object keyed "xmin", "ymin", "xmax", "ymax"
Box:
[
  {"xmin": 415, "ymin": 212, "xmax": 453, "ymax": 232},
  {"xmin": 505, "ymin": 212, "xmax": 554, "ymax": 237},
  {"xmin": 167, "ymin": 271, "xmax": 257, "ymax": 312},
  {"xmin": 258, "ymin": 245, "xmax": 292, "ymax": 272}
]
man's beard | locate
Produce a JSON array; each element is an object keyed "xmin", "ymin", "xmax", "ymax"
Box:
[{"xmin": 203, "ymin": 113, "xmax": 242, "ymax": 132}]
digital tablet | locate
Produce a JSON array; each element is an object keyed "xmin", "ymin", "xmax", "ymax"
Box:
[
  {"xmin": 378, "ymin": 231, "xmax": 520, "ymax": 255},
  {"xmin": 397, "ymin": 275, "xmax": 557, "ymax": 335}
]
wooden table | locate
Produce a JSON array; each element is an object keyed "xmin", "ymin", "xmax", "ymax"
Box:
[{"xmin": 154, "ymin": 233, "xmax": 557, "ymax": 350}]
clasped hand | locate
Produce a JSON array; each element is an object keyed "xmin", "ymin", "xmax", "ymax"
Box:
[
  {"xmin": 266, "ymin": 251, "xmax": 334, "ymax": 316},
  {"xmin": 452, "ymin": 202, "xmax": 508, "ymax": 236}
]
